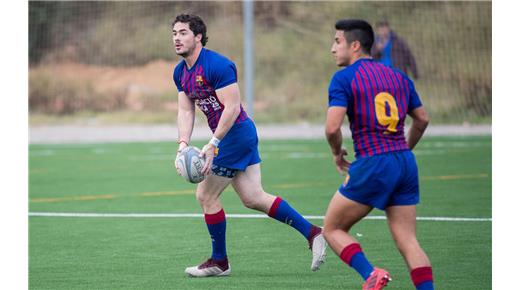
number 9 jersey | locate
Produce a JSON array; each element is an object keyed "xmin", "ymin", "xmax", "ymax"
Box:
[{"xmin": 328, "ymin": 58, "xmax": 422, "ymax": 158}]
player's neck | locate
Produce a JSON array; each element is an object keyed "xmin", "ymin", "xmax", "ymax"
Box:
[
  {"xmin": 348, "ymin": 53, "xmax": 372, "ymax": 66},
  {"xmin": 185, "ymin": 45, "xmax": 203, "ymax": 69}
]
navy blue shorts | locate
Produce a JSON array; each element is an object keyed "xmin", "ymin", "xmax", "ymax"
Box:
[
  {"xmin": 212, "ymin": 118, "xmax": 261, "ymax": 177},
  {"xmin": 338, "ymin": 150, "xmax": 420, "ymax": 210}
]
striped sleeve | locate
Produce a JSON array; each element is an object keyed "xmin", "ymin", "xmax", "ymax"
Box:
[
  {"xmin": 328, "ymin": 71, "xmax": 349, "ymax": 107},
  {"xmin": 405, "ymin": 75, "xmax": 422, "ymax": 112},
  {"xmin": 173, "ymin": 62, "xmax": 184, "ymax": 92}
]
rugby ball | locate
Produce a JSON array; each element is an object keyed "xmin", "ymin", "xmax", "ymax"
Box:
[{"xmin": 175, "ymin": 146, "xmax": 206, "ymax": 183}]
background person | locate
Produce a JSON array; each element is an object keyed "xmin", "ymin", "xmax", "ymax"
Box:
[{"xmin": 372, "ymin": 20, "xmax": 419, "ymax": 79}]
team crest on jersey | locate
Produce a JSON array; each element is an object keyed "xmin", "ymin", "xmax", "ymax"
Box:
[{"xmin": 196, "ymin": 75, "xmax": 204, "ymax": 86}]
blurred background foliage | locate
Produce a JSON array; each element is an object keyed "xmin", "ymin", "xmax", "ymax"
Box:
[{"xmin": 29, "ymin": 1, "xmax": 491, "ymax": 125}]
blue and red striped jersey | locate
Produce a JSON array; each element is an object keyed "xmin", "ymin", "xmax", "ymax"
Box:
[
  {"xmin": 173, "ymin": 48, "xmax": 249, "ymax": 132},
  {"xmin": 328, "ymin": 58, "xmax": 422, "ymax": 158}
]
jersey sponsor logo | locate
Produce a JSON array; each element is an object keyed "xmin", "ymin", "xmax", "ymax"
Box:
[{"xmin": 195, "ymin": 96, "xmax": 222, "ymax": 113}]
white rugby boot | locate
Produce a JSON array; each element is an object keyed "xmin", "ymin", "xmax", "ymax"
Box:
[
  {"xmin": 185, "ymin": 258, "xmax": 231, "ymax": 277},
  {"xmin": 308, "ymin": 226, "xmax": 327, "ymax": 271}
]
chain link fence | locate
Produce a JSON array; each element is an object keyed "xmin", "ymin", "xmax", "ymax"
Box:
[{"xmin": 29, "ymin": 1, "xmax": 491, "ymax": 124}]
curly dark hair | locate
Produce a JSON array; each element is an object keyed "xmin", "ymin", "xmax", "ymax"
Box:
[{"xmin": 172, "ymin": 14, "xmax": 208, "ymax": 46}]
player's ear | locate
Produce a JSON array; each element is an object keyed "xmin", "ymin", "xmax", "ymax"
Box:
[
  {"xmin": 351, "ymin": 40, "xmax": 362, "ymax": 52},
  {"xmin": 195, "ymin": 33, "xmax": 202, "ymax": 43}
]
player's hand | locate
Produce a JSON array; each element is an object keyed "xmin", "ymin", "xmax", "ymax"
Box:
[
  {"xmin": 332, "ymin": 148, "xmax": 351, "ymax": 175},
  {"xmin": 174, "ymin": 143, "xmax": 189, "ymax": 176},
  {"xmin": 200, "ymin": 143, "xmax": 216, "ymax": 176}
]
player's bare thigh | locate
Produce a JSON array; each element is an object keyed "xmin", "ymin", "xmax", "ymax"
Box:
[
  {"xmin": 324, "ymin": 192, "xmax": 373, "ymax": 230},
  {"xmin": 231, "ymin": 163, "xmax": 276, "ymax": 212},
  {"xmin": 385, "ymin": 205, "xmax": 417, "ymax": 239},
  {"xmin": 196, "ymin": 173, "xmax": 232, "ymax": 213},
  {"xmin": 323, "ymin": 192, "xmax": 372, "ymax": 253}
]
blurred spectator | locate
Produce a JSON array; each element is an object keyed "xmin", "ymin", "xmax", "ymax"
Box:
[{"xmin": 372, "ymin": 20, "xmax": 419, "ymax": 79}]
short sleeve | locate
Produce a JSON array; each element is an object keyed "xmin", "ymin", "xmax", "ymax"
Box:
[
  {"xmin": 173, "ymin": 63, "xmax": 183, "ymax": 92},
  {"xmin": 328, "ymin": 72, "xmax": 349, "ymax": 107},
  {"xmin": 406, "ymin": 76, "xmax": 422, "ymax": 112},
  {"xmin": 210, "ymin": 58, "xmax": 237, "ymax": 90}
]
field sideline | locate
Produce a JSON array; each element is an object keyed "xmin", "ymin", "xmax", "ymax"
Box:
[
  {"xmin": 29, "ymin": 124, "xmax": 491, "ymax": 144},
  {"xmin": 29, "ymin": 136, "xmax": 491, "ymax": 289}
]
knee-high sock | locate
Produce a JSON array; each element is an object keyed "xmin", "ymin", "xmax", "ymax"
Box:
[
  {"xmin": 340, "ymin": 243, "xmax": 374, "ymax": 280},
  {"xmin": 268, "ymin": 196, "xmax": 314, "ymax": 240},
  {"xmin": 204, "ymin": 209, "xmax": 227, "ymax": 261},
  {"xmin": 411, "ymin": 267, "xmax": 434, "ymax": 290}
]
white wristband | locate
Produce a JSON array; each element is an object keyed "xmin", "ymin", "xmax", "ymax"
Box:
[{"xmin": 209, "ymin": 136, "xmax": 221, "ymax": 147}]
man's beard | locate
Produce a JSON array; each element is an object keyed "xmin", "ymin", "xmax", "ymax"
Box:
[{"xmin": 177, "ymin": 47, "xmax": 193, "ymax": 58}]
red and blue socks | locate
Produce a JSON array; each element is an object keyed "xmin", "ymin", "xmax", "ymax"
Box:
[
  {"xmin": 339, "ymin": 243, "xmax": 433, "ymax": 289},
  {"xmin": 340, "ymin": 243, "xmax": 374, "ymax": 280},
  {"xmin": 204, "ymin": 209, "xmax": 227, "ymax": 261},
  {"xmin": 411, "ymin": 266, "xmax": 434, "ymax": 290},
  {"xmin": 268, "ymin": 196, "xmax": 315, "ymax": 241}
]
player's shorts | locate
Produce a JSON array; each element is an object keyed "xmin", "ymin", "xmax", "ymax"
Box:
[
  {"xmin": 212, "ymin": 118, "xmax": 261, "ymax": 177},
  {"xmin": 338, "ymin": 150, "xmax": 419, "ymax": 210}
]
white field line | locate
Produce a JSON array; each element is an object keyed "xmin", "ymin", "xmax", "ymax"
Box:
[{"xmin": 28, "ymin": 212, "xmax": 491, "ymax": 222}]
